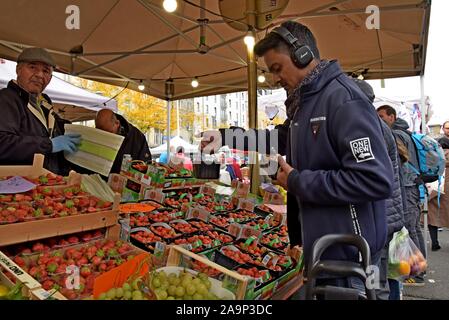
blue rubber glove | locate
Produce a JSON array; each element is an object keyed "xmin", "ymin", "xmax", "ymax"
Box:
[{"xmin": 51, "ymin": 133, "xmax": 81, "ymax": 154}]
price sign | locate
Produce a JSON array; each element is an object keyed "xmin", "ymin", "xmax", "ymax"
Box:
[
  {"xmin": 234, "ymin": 181, "xmax": 250, "ymax": 197},
  {"xmin": 237, "ymin": 198, "xmax": 255, "ymax": 212},
  {"xmin": 240, "ymin": 225, "xmax": 262, "ymax": 240},
  {"xmin": 263, "ymin": 192, "xmax": 284, "ymax": 205},
  {"xmin": 145, "ymin": 189, "xmax": 165, "ymax": 203},
  {"xmin": 228, "ymin": 223, "xmax": 243, "ymax": 238},
  {"xmin": 186, "ymin": 206, "xmax": 210, "ymax": 222},
  {"xmin": 200, "ymin": 185, "xmax": 216, "ymax": 196}
]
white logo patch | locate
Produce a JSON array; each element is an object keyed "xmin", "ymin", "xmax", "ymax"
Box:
[{"xmin": 350, "ymin": 138, "xmax": 375, "ymax": 163}]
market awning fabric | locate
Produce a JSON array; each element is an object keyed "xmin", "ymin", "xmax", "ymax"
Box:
[{"xmin": 0, "ymin": 0, "xmax": 430, "ymax": 100}]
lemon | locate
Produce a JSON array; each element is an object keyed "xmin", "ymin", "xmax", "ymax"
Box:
[{"xmin": 0, "ymin": 284, "xmax": 10, "ymax": 298}]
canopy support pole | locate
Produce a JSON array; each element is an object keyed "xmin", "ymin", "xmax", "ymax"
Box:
[
  {"xmin": 166, "ymin": 80, "xmax": 175, "ymax": 162},
  {"xmin": 245, "ymin": 0, "xmax": 259, "ymax": 195}
]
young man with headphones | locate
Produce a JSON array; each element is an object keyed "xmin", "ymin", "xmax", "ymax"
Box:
[
  {"xmin": 253, "ymin": 21, "xmax": 393, "ymax": 294},
  {"xmin": 200, "ymin": 21, "xmax": 394, "ymax": 295}
]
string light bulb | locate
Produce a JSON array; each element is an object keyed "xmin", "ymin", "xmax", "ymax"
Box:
[
  {"xmin": 258, "ymin": 72, "xmax": 266, "ymax": 83},
  {"xmin": 138, "ymin": 80, "xmax": 145, "ymax": 91},
  {"xmin": 191, "ymin": 77, "xmax": 199, "ymax": 88},
  {"xmin": 163, "ymin": 0, "xmax": 177, "ymax": 13},
  {"xmin": 244, "ymin": 32, "xmax": 255, "ymax": 49}
]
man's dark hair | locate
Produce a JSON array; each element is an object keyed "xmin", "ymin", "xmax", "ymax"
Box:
[
  {"xmin": 377, "ymin": 105, "xmax": 397, "ymax": 119},
  {"xmin": 177, "ymin": 146, "xmax": 185, "ymax": 154},
  {"xmin": 442, "ymin": 121, "xmax": 449, "ymax": 129},
  {"xmin": 254, "ymin": 21, "xmax": 320, "ymax": 60},
  {"xmin": 438, "ymin": 137, "xmax": 449, "ymax": 150}
]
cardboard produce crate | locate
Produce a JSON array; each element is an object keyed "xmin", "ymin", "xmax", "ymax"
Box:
[{"xmin": 167, "ymin": 245, "xmax": 304, "ymax": 300}]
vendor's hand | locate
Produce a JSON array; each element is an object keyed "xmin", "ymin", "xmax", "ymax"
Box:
[
  {"xmin": 273, "ymin": 155, "xmax": 294, "ymax": 190},
  {"xmin": 51, "ymin": 133, "xmax": 81, "ymax": 154}
]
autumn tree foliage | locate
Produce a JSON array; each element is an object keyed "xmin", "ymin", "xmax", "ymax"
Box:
[{"xmin": 72, "ymin": 78, "xmax": 195, "ymax": 134}]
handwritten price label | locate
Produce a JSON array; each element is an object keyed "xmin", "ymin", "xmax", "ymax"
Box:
[
  {"xmin": 186, "ymin": 206, "xmax": 210, "ymax": 222},
  {"xmin": 237, "ymin": 198, "xmax": 255, "ymax": 212},
  {"xmin": 145, "ymin": 189, "xmax": 165, "ymax": 203},
  {"xmin": 200, "ymin": 185, "xmax": 216, "ymax": 196}
]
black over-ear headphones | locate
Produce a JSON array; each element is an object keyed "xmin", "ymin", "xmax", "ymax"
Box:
[{"xmin": 271, "ymin": 26, "xmax": 314, "ymax": 69}]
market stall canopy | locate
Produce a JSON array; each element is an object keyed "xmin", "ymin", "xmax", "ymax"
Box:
[
  {"xmin": 0, "ymin": 0, "xmax": 430, "ymax": 100},
  {"xmin": 150, "ymin": 135, "xmax": 199, "ymax": 155},
  {"xmin": 0, "ymin": 59, "xmax": 117, "ymax": 121}
]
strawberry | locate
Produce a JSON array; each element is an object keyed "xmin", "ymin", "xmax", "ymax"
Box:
[
  {"xmin": 80, "ymin": 266, "xmax": 91, "ymax": 277},
  {"xmin": 99, "ymin": 263, "xmax": 107, "ymax": 272},
  {"xmin": 13, "ymin": 256, "xmax": 26, "ymax": 267},
  {"xmin": 21, "ymin": 248, "xmax": 32, "ymax": 255},
  {"xmin": 56, "ymin": 265, "xmax": 66, "ymax": 274},
  {"xmin": 42, "ymin": 279, "xmax": 55, "ymax": 290},
  {"xmin": 32, "ymin": 243, "xmax": 45, "ymax": 252},
  {"xmin": 91, "ymin": 256, "xmax": 102, "ymax": 266},
  {"xmin": 78, "ymin": 257, "xmax": 88, "ymax": 266}
]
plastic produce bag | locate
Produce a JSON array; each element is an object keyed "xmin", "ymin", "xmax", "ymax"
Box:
[{"xmin": 388, "ymin": 227, "xmax": 427, "ymax": 280}]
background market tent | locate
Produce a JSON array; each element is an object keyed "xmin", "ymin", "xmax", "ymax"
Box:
[
  {"xmin": 150, "ymin": 135, "xmax": 199, "ymax": 156},
  {"xmin": 0, "ymin": 59, "xmax": 117, "ymax": 122}
]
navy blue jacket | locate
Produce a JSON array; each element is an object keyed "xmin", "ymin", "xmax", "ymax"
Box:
[{"xmin": 286, "ymin": 61, "xmax": 393, "ymax": 263}]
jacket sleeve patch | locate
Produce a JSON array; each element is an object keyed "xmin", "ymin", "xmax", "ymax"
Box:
[{"xmin": 350, "ymin": 137, "xmax": 375, "ymax": 163}]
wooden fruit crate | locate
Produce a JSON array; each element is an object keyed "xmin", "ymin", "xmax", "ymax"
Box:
[
  {"xmin": 167, "ymin": 245, "xmax": 304, "ymax": 300},
  {"xmin": 0, "ymin": 154, "xmax": 49, "ymax": 178},
  {"xmin": 0, "ymin": 250, "xmax": 45, "ymax": 300},
  {"xmin": 0, "ymin": 193, "xmax": 121, "ymax": 247},
  {"xmin": 0, "ymin": 154, "xmax": 80, "ymax": 185}
]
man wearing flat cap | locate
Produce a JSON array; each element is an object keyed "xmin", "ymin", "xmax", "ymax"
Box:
[{"xmin": 0, "ymin": 47, "xmax": 81, "ymax": 174}]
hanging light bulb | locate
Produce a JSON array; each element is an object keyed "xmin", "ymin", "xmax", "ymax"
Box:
[
  {"xmin": 163, "ymin": 0, "xmax": 177, "ymax": 13},
  {"xmin": 244, "ymin": 32, "xmax": 255, "ymax": 49},
  {"xmin": 357, "ymin": 74, "xmax": 364, "ymax": 80},
  {"xmin": 258, "ymin": 72, "xmax": 266, "ymax": 83},
  {"xmin": 138, "ymin": 80, "xmax": 145, "ymax": 91},
  {"xmin": 191, "ymin": 77, "xmax": 199, "ymax": 88}
]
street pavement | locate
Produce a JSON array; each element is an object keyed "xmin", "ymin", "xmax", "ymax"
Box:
[{"xmin": 403, "ymin": 228, "xmax": 449, "ymax": 300}]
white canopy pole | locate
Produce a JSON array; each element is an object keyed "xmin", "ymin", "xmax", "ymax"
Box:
[
  {"xmin": 165, "ymin": 80, "xmax": 174, "ymax": 162},
  {"xmin": 420, "ymin": 74, "xmax": 428, "ymax": 258}
]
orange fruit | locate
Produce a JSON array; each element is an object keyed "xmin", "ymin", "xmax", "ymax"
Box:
[{"xmin": 398, "ymin": 260, "xmax": 411, "ymax": 276}]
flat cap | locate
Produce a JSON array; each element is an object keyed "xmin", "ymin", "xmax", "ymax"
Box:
[{"xmin": 17, "ymin": 47, "xmax": 56, "ymax": 68}]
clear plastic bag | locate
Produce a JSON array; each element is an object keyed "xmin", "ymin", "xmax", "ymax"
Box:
[{"xmin": 388, "ymin": 227, "xmax": 427, "ymax": 280}]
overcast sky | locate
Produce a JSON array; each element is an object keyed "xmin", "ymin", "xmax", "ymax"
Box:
[{"xmin": 367, "ymin": 0, "xmax": 449, "ymax": 125}]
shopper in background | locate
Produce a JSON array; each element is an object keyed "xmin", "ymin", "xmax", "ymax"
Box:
[
  {"xmin": 95, "ymin": 109, "xmax": 151, "ymax": 174},
  {"xmin": 427, "ymin": 136, "xmax": 449, "ymax": 251},
  {"xmin": 0, "ymin": 47, "xmax": 80, "ymax": 175},
  {"xmin": 171, "ymin": 146, "xmax": 193, "ymax": 171},
  {"xmin": 441, "ymin": 121, "xmax": 449, "ymax": 139},
  {"xmin": 354, "ymin": 79, "xmax": 405, "ymax": 300},
  {"xmin": 377, "ymin": 105, "xmax": 426, "ymax": 286}
]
